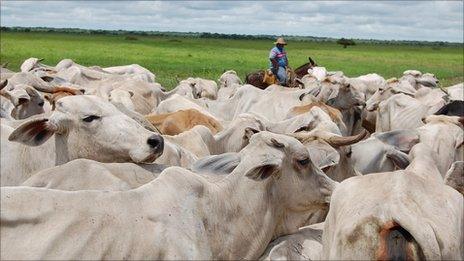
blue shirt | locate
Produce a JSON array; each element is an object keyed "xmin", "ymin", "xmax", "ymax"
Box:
[{"xmin": 269, "ymin": 46, "xmax": 288, "ymax": 68}]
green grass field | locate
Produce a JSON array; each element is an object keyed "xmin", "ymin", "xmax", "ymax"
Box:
[{"xmin": 1, "ymin": 32, "xmax": 463, "ymax": 89}]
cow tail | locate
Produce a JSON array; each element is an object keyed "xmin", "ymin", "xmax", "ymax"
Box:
[{"xmin": 376, "ymin": 221, "xmax": 425, "ymax": 261}]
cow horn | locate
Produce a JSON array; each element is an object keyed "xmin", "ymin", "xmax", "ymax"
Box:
[
  {"xmin": 326, "ymin": 129, "xmax": 369, "ymax": 147},
  {"xmin": 0, "ymin": 79, "xmax": 8, "ymax": 90}
]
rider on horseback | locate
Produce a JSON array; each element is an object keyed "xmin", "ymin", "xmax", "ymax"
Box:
[{"xmin": 269, "ymin": 37, "xmax": 288, "ymax": 86}]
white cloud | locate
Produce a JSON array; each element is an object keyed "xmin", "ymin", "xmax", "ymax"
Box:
[{"xmin": 1, "ymin": 1, "xmax": 462, "ymax": 42}]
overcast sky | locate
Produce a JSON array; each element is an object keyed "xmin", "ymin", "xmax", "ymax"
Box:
[{"xmin": 1, "ymin": 1, "xmax": 463, "ymax": 42}]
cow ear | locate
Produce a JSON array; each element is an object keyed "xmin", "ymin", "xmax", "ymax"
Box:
[
  {"xmin": 306, "ymin": 139, "xmax": 340, "ymax": 169},
  {"xmin": 270, "ymin": 138, "xmax": 285, "ymax": 148},
  {"xmin": 245, "ymin": 158, "xmax": 282, "ymax": 181},
  {"xmin": 192, "ymin": 153, "xmax": 241, "ymax": 175},
  {"xmin": 327, "ymin": 88, "xmax": 339, "ymax": 101},
  {"xmin": 244, "ymin": 127, "xmax": 259, "ymax": 140},
  {"xmin": 374, "ymin": 130, "xmax": 419, "ymax": 152},
  {"xmin": 9, "ymin": 118, "xmax": 57, "ymax": 146},
  {"xmin": 24, "ymin": 86, "xmax": 40, "ymax": 97},
  {"xmin": 44, "ymin": 94, "xmax": 52, "ymax": 102},
  {"xmin": 41, "ymin": 76, "xmax": 54, "ymax": 83},
  {"xmin": 444, "ymin": 161, "xmax": 464, "ymax": 194},
  {"xmin": 386, "ymin": 149, "xmax": 410, "ymax": 169},
  {"xmin": 391, "ymin": 88, "xmax": 415, "ymax": 97},
  {"xmin": 454, "ymin": 129, "xmax": 463, "ymax": 149}
]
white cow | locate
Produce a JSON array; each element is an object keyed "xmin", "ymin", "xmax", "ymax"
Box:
[
  {"xmin": 260, "ymin": 222, "xmax": 324, "ymax": 260},
  {"xmin": 346, "ymin": 129, "xmax": 418, "ymax": 175},
  {"xmin": 218, "ymin": 70, "xmax": 242, "ymax": 88},
  {"xmin": 217, "ymin": 83, "xmax": 241, "ymax": 100},
  {"xmin": 1, "ymin": 95, "xmax": 164, "ymax": 186},
  {"xmin": 4, "ymin": 72, "xmax": 56, "ymax": 93},
  {"xmin": 20, "ymin": 58, "xmax": 55, "ymax": 73},
  {"xmin": 375, "ymin": 93, "xmax": 428, "ymax": 132},
  {"xmin": 417, "ymin": 115, "xmax": 463, "ymax": 176},
  {"xmin": 446, "ymin": 83, "xmax": 464, "ymax": 101},
  {"xmin": 1, "ymin": 132, "xmax": 337, "ymax": 260},
  {"xmin": 102, "ymin": 64, "xmax": 155, "ymax": 83},
  {"xmin": 323, "ymin": 143, "xmax": 463, "ymax": 260},
  {"xmin": 196, "ymin": 114, "xmax": 266, "ymax": 155},
  {"xmin": 178, "ymin": 77, "xmax": 218, "ymax": 100},
  {"xmin": 0, "ymin": 83, "xmax": 45, "ymax": 119},
  {"xmin": 22, "ymin": 158, "xmax": 166, "ymax": 191},
  {"xmin": 352, "ymin": 73, "xmax": 386, "ymax": 100}
]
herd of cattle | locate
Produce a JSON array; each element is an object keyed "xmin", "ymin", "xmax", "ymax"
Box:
[{"xmin": 0, "ymin": 57, "xmax": 463, "ymax": 260}]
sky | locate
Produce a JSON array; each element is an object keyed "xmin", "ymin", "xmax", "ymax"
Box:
[{"xmin": 1, "ymin": 1, "xmax": 463, "ymax": 42}]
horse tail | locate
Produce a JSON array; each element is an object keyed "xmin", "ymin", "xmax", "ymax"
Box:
[
  {"xmin": 376, "ymin": 221, "xmax": 425, "ymax": 261},
  {"xmin": 244, "ymin": 73, "xmax": 251, "ymax": 84}
]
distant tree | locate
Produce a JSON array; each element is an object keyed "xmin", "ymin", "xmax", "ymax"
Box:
[
  {"xmin": 125, "ymin": 35, "xmax": 138, "ymax": 41},
  {"xmin": 337, "ymin": 38, "xmax": 356, "ymax": 48}
]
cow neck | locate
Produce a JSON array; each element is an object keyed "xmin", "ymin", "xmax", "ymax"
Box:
[
  {"xmin": 340, "ymin": 108, "xmax": 357, "ymax": 136},
  {"xmin": 204, "ymin": 165, "xmax": 282, "ymax": 259},
  {"xmin": 54, "ymin": 134, "xmax": 70, "ymax": 165},
  {"xmin": 406, "ymin": 152, "xmax": 442, "ymax": 182},
  {"xmin": 212, "ymin": 128, "xmax": 234, "ymax": 154}
]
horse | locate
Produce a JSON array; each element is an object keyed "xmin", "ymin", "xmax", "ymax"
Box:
[{"xmin": 245, "ymin": 57, "xmax": 317, "ymax": 89}]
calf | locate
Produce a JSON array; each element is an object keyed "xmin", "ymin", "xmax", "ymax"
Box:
[{"xmin": 145, "ymin": 109, "xmax": 223, "ymax": 135}]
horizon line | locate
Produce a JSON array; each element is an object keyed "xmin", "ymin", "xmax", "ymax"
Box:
[{"xmin": 2, "ymin": 25, "xmax": 463, "ymax": 45}]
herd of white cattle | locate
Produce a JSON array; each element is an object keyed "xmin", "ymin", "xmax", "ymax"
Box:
[{"xmin": 0, "ymin": 57, "xmax": 463, "ymax": 260}]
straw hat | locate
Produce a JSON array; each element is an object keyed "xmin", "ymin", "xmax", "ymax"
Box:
[{"xmin": 274, "ymin": 37, "xmax": 287, "ymax": 45}]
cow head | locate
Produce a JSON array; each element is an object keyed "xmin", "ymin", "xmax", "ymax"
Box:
[
  {"xmin": 8, "ymin": 95, "xmax": 164, "ymax": 163},
  {"xmin": 293, "ymin": 129, "xmax": 369, "ymax": 174},
  {"xmin": 240, "ymin": 132, "xmax": 337, "ymax": 232},
  {"xmin": 1, "ymin": 83, "xmax": 45, "ymax": 119},
  {"xmin": 218, "ymin": 70, "xmax": 241, "ymax": 88},
  {"xmin": 213, "ymin": 113, "xmax": 266, "ymax": 153},
  {"xmin": 365, "ymin": 80, "xmax": 416, "ymax": 112},
  {"xmin": 326, "ymin": 81, "xmax": 366, "ymax": 110},
  {"xmin": 109, "ymin": 89, "xmax": 135, "ymax": 112},
  {"xmin": 20, "ymin": 57, "xmax": 44, "ymax": 72}
]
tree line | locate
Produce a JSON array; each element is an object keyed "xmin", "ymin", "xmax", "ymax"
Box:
[{"xmin": 1, "ymin": 26, "xmax": 461, "ymax": 47}]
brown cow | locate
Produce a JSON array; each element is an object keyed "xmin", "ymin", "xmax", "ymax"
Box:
[
  {"xmin": 44, "ymin": 87, "xmax": 84, "ymax": 110},
  {"xmin": 145, "ymin": 109, "xmax": 223, "ymax": 135}
]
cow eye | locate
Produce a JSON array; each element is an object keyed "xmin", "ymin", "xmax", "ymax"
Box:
[
  {"xmin": 82, "ymin": 115, "xmax": 101, "ymax": 123},
  {"xmin": 297, "ymin": 157, "xmax": 310, "ymax": 166}
]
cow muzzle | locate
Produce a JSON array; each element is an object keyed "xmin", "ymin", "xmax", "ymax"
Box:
[{"xmin": 147, "ymin": 134, "xmax": 164, "ymax": 155}]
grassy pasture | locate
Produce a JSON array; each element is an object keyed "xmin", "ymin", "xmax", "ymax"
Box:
[{"xmin": 0, "ymin": 32, "xmax": 463, "ymax": 89}]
